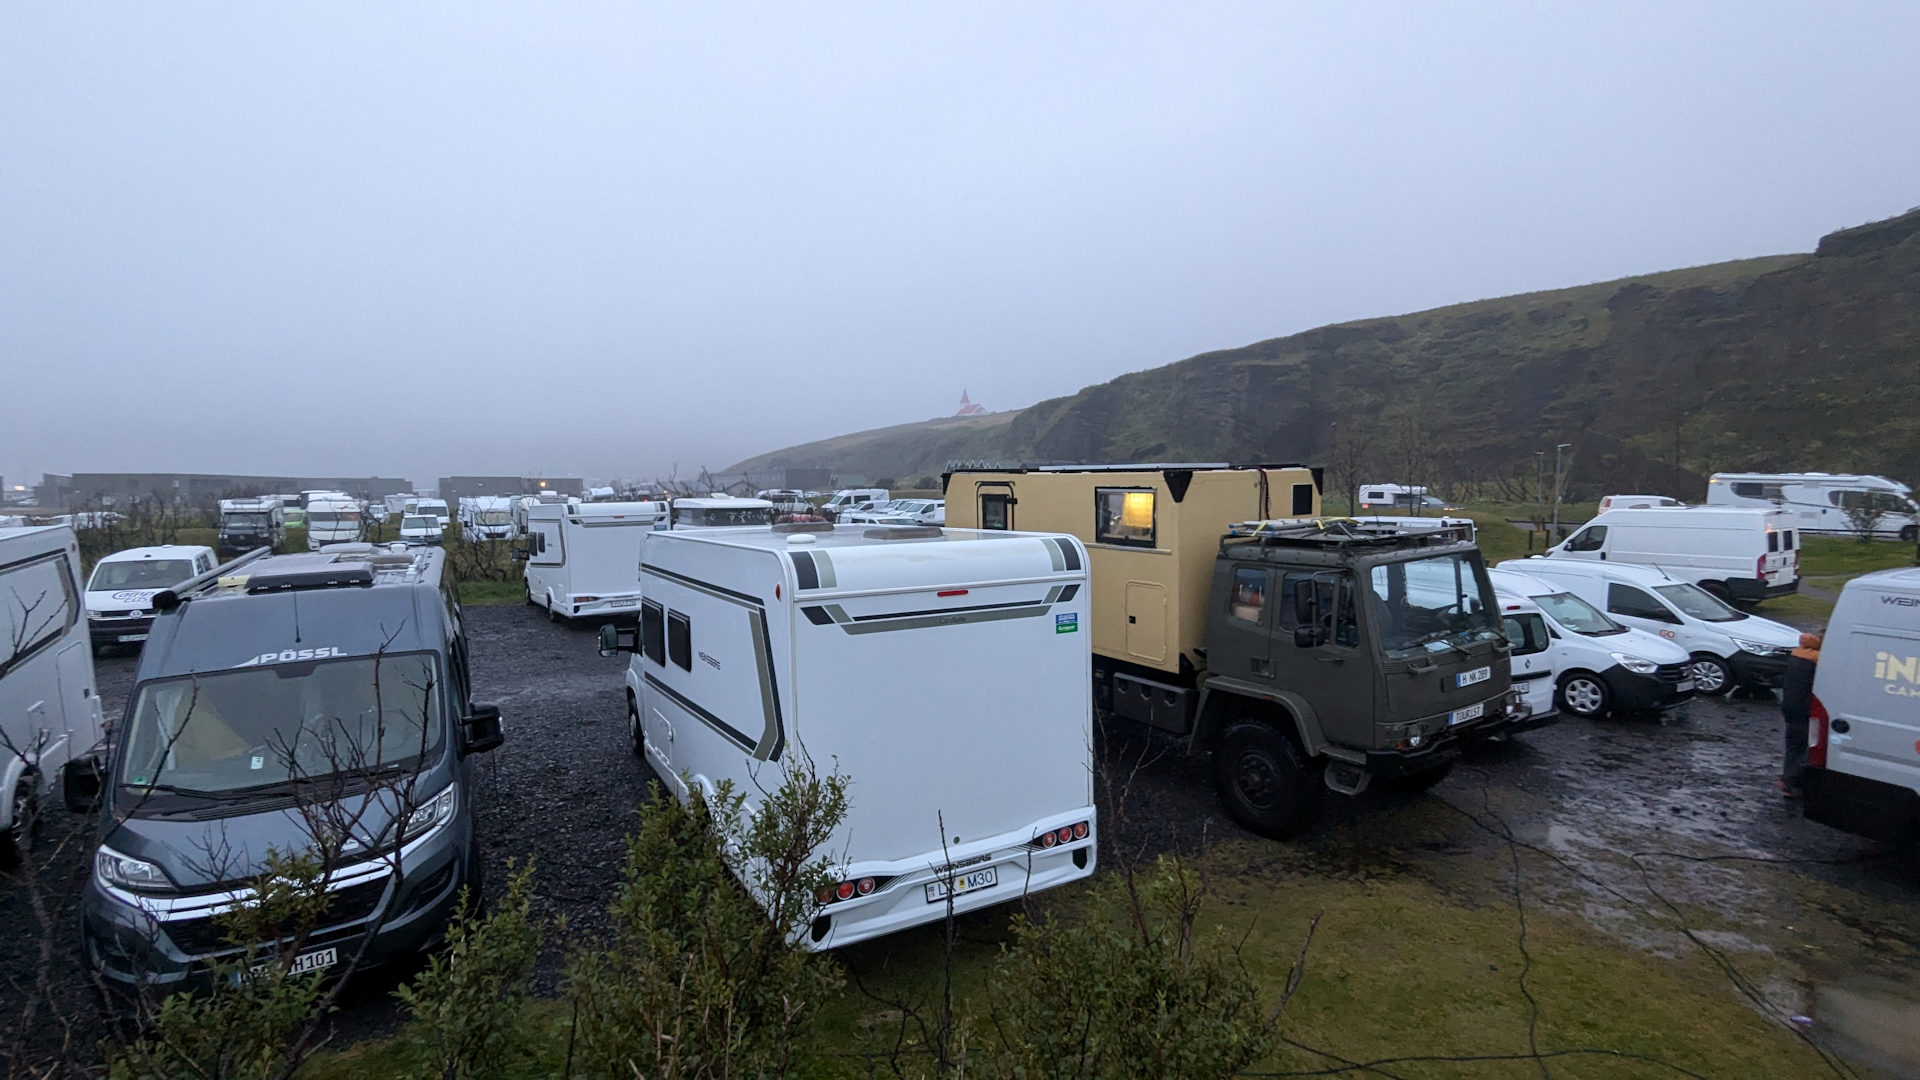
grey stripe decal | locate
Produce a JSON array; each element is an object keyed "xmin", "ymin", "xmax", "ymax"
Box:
[
  {"xmin": 645, "ymin": 672, "xmax": 756, "ymax": 753},
  {"xmin": 1042, "ymin": 539, "xmax": 1066, "ymax": 572},
  {"xmin": 812, "ymin": 551, "xmax": 838, "ymax": 588},
  {"xmin": 837, "ymin": 604, "xmax": 1057, "ymax": 635},
  {"xmin": 637, "ymin": 562, "xmax": 785, "ymax": 761},
  {"xmin": 790, "ymin": 551, "xmax": 819, "ymax": 590},
  {"xmin": 747, "ymin": 608, "xmax": 782, "ymax": 761}
]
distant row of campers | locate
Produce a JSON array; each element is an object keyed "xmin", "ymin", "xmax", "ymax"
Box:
[
  {"xmin": 1707, "ymin": 472, "xmax": 1918, "ymax": 542},
  {"xmin": 82, "ymin": 543, "xmax": 503, "ymax": 986}
]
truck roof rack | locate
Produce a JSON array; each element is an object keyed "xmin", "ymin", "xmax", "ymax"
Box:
[{"xmin": 1222, "ymin": 518, "xmax": 1471, "ymax": 552}]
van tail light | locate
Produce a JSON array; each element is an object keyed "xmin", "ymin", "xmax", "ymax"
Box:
[
  {"xmin": 1794, "ymin": 548, "xmax": 1801, "ymax": 572},
  {"xmin": 1756, "ymin": 554, "xmax": 1767, "ymax": 580},
  {"xmin": 1807, "ymin": 694, "xmax": 1829, "ymax": 768}
]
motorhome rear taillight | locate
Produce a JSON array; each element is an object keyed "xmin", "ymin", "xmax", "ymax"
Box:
[
  {"xmin": 857, "ymin": 877, "xmax": 876, "ymax": 895},
  {"xmin": 1808, "ymin": 694, "xmax": 1830, "ymax": 768},
  {"xmin": 1073, "ymin": 822, "xmax": 1089, "ymax": 840},
  {"xmin": 1057, "ymin": 826, "xmax": 1074, "ymax": 844},
  {"xmin": 1039, "ymin": 831, "xmax": 1058, "ymax": 848},
  {"xmin": 836, "ymin": 881, "xmax": 855, "ymax": 901}
]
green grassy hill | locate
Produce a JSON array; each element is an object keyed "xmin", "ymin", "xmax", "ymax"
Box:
[{"xmin": 734, "ymin": 209, "xmax": 1920, "ymax": 497}]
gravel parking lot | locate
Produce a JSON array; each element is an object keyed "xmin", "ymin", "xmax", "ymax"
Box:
[{"xmin": 5, "ymin": 602, "xmax": 1916, "ymax": 1074}]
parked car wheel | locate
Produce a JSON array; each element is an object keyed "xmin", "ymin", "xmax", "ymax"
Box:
[
  {"xmin": 1688, "ymin": 654, "xmax": 1733, "ymax": 697},
  {"xmin": 1214, "ymin": 720, "xmax": 1323, "ymax": 839},
  {"xmin": 627, "ymin": 692, "xmax": 645, "ymax": 757},
  {"xmin": 1557, "ymin": 673, "xmax": 1611, "ymax": 718},
  {"xmin": 0, "ymin": 777, "xmax": 39, "ymax": 869},
  {"xmin": 1700, "ymin": 581, "xmax": 1734, "ymax": 603}
]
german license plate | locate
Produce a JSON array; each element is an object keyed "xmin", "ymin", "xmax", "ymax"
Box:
[
  {"xmin": 1448, "ymin": 702, "xmax": 1484, "ymax": 726},
  {"xmin": 119, "ymin": 633, "xmax": 148, "ymax": 643},
  {"xmin": 1456, "ymin": 666, "xmax": 1491, "ymax": 688},
  {"xmin": 925, "ymin": 866, "xmax": 998, "ymax": 903},
  {"xmin": 250, "ymin": 946, "xmax": 336, "ymax": 979}
]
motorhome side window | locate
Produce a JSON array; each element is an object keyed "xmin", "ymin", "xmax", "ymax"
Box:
[
  {"xmin": 1094, "ymin": 488, "xmax": 1155, "ymax": 548},
  {"xmin": 1563, "ymin": 525, "xmax": 1606, "ymax": 551},
  {"xmin": 979, "ymin": 493, "xmax": 1011, "ymax": 530},
  {"xmin": 1502, "ymin": 613, "xmax": 1550, "ymax": 656},
  {"xmin": 0, "ymin": 554, "xmax": 78, "ymax": 674},
  {"xmin": 1607, "ymin": 583, "xmax": 1676, "ymax": 622},
  {"xmin": 1227, "ymin": 567, "xmax": 1267, "ymax": 624},
  {"xmin": 1731, "ymin": 481, "xmax": 1784, "ymax": 500},
  {"xmin": 641, "ymin": 600, "xmax": 666, "ymax": 666},
  {"xmin": 667, "ymin": 610, "xmax": 692, "ymax": 671}
]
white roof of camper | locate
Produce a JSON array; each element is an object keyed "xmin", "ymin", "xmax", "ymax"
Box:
[
  {"xmin": 650, "ymin": 525, "xmax": 1085, "ymax": 594},
  {"xmin": 529, "ymin": 499, "xmax": 666, "ymax": 520},
  {"xmin": 674, "ymin": 497, "xmax": 772, "ymax": 509}
]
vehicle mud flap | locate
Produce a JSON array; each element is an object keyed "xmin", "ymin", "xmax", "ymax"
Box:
[{"xmin": 1323, "ymin": 761, "xmax": 1371, "ymax": 796}]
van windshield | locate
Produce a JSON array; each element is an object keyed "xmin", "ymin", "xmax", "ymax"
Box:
[
  {"xmin": 222, "ymin": 513, "xmax": 270, "ymax": 528},
  {"xmin": 1367, "ymin": 552, "xmax": 1502, "ymax": 657},
  {"xmin": 88, "ymin": 560, "xmax": 194, "ymax": 591},
  {"xmin": 475, "ymin": 511, "xmax": 511, "ymax": 525},
  {"xmin": 684, "ymin": 507, "xmax": 772, "ymax": 527},
  {"xmin": 1655, "ymin": 583, "xmax": 1746, "ymax": 623},
  {"xmin": 1534, "ymin": 592, "xmax": 1626, "ymax": 636},
  {"xmin": 308, "ymin": 512, "xmax": 357, "ymax": 527},
  {"xmin": 118, "ymin": 652, "xmax": 444, "ymax": 797},
  {"xmin": 404, "ymin": 516, "xmax": 438, "ymax": 530}
]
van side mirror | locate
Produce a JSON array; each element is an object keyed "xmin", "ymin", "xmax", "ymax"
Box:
[
  {"xmin": 598, "ymin": 623, "xmax": 640, "ymax": 657},
  {"xmin": 464, "ymin": 703, "xmax": 504, "ymax": 755},
  {"xmin": 1291, "ymin": 579, "xmax": 1326, "ymax": 648}
]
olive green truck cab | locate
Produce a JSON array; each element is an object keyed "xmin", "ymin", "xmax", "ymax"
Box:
[{"xmin": 944, "ymin": 465, "xmax": 1524, "ymax": 838}]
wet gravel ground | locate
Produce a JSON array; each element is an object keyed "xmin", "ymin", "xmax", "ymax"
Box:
[{"xmin": 5, "ymin": 603, "xmax": 1917, "ymax": 1074}]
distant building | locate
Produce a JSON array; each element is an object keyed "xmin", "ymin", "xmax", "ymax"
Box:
[
  {"xmin": 438, "ymin": 476, "xmax": 585, "ymax": 501},
  {"xmin": 59, "ymin": 472, "xmax": 411, "ymax": 509},
  {"xmin": 955, "ymin": 389, "xmax": 985, "ymax": 417},
  {"xmin": 742, "ymin": 466, "xmax": 833, "ymax": 493}
]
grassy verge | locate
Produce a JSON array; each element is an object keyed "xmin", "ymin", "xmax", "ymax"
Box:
[
  {"xmin": 459, "ymin": 579, "xmax": 526, "ymax": 606},
  {"xmin": 1798, "ymin": 535, "xmax": 1916, "ymax": 577}
]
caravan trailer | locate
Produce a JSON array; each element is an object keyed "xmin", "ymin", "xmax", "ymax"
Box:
[
  {"xmin": 0, "ymin": 526, "xmax": 108, "ymax": 867},
  {"xmin": 1706, "ymin": 472, "xmax": 1918, "ymax": 541},
  {"xmin": 521, "ymin": 501, "xmax": 668, "ymax": 621},
  {"xmin": 602, "ymin": 522, "xmax": 1096, "ymax": 948}
]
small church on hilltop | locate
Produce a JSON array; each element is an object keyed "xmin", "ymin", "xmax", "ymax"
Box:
[{"xmin": 955, "ymin": 389, "xmax": 984, "ymax": 416}]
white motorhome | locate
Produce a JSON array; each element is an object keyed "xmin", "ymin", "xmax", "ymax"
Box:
[
  {"xmin": 303, "ymin": 497, "xmax": 366, "ymax": 550},
  {"xmin": 459, "ymin": 496, "xmax": 516, "ymax": 541},
  {"xmin": 1800, "ymin": 567, "xmax": 1920, "ymax": 842},
  {"xmin": 1706, "ymin": 472, "xmax": 1919, "ymax": 542},
  {"xmin": 84, "ymin": 545, "xmax": 217, "ymax": 655},
  {"xmin": 1486, "ymin": 567, "xmax": 1694, "ymax": 718},
  {"xmin": 1542, "ymin": 506, "xmax": 1799, "ymax": 605},
  {"xmin": 1356, "ymin": 484, "xmax": 1449, "ymax": 512},
  {"xmin": 668, "ymin": 497, "xmax": 775, "ymax": 530},
  {"xmin": 1506, "ymin": 558, "xmax": 1801, "ymax": 696},
  {"xmin": 0, "ymin": 526, "xmax": 108, "ymax": 866},
  {"xmin": 821, "ymin": 489, "xmax": 890, "ymax": 519},
  {"xmin": 521, "ymin": 501, "xmax": 668, "ymax": 621},
  {"xmin": 1597, "ymin": 494, "xmax": 1683, "ymax": 514},
  {"xmin": 606, "ymin": 522, "xmax": 1096, "ymax": 948}
]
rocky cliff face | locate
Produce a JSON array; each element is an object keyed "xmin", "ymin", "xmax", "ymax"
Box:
[{"xmin": 737, "ymin": 209, "xmax": 1920, "ymax": 496}]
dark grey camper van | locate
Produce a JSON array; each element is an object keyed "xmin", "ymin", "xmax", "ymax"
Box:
[{"xmin": 82, "ymin": 544, "xmax": 503, "ymax": 986}]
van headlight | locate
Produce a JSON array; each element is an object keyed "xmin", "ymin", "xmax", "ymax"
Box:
[
  {"xmin": 1610, "ymin": 652, "xmax": 1660, "ymax": 674},
  {"xmin": 96, "ymin": 845, "xmax": 174, "ymax": 893},
  {"xmin": 1732, "ymin": 639, "xmax": 1785, "ymax": 656},
  {"xmin": 397, "ymin": 784, "xmax": 458, "ymax": 846}
]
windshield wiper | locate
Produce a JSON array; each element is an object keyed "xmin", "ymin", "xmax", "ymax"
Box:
[{"xmin": 123, "ymin": 782, "xmax": 223, "ymax": 799}]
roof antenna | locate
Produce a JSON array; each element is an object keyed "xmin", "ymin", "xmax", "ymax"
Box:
[{"xmin": 292, "ymin": 588, "xmax": 303, "ymax": 643}]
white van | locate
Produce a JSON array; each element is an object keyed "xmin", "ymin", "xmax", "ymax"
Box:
[
  {"xmin": 1491, "ymin": 587, "xmax": 1559, "ymax": 724},
  {"xmin": 0, "ymin": 526, "xmax": 108, "ymax": 866},
  {"xmin": 83, "ymin": 545, "xmax": 217, "ymax": 655},
  {"xmin": 398, "ymin": 514, "xmax": 444, "ymax": 546},
  {"xmin": 304, "ymin": 497, "xmax": 366, "ymax": 550},
  {"xmin": 1707, "ymin": 472, "xmax": 1919, "ymax": 542},
  {"xmin": 1542, "ymin": 506, "xmax": 1799, "ymax": 605},
  {"xmin": 1356, "ymin": 484, "xmax": 1449, "ymax": 512},
  {"xmin": 1597, "ymin": 494, "xmax": 1683, "ymax": 513},
  {"xmin": 822, "ymin": 489, "xmax": 890, "ymax": 519},
  {"xmin": 605, "ymin": 522, "xmax": 1095, "ymax": 948},
  {"xmin": 668, "ymin": 497, "xmax": 775, "ymax": 530},
  {"xmin": 1507, "ymin": 559, "xmax": 1801, "ymax": 696},
  {"xmin": 410, "ymin": 498, "xmax": 452, "ymax": 529},
  {"xmin": 459, "ymin": 496, "xmax": 516, "ymax": 541},
  {"xmin": 521, "ymin": 501, "xmax": 667, "ymax": 621},
  {"xmin": 1486, "ymin": 567, "xmax": 1693, "ymax": 718},
  {"xmin": 1800, "ymin": 567, "xmax": 1920, "ymax": 842}
]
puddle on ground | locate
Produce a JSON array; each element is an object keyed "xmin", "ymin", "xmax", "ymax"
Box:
[{"xmin": 1809, "ymin": 976, "xmax": 1920, "ymax": 1078}]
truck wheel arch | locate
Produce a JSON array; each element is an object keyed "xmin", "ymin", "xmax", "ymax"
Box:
[{"xmin": 1192, "ymin": 686, "xmax": 1321, "ymax": 758}]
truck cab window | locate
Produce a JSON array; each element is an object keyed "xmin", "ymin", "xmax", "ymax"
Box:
[
  {"xmin": 1094, "ymin": 489, "xmax": 1155, "ymax": 548},
  {"xmin": 1228, "ymin": 568, "xmax": 1267, "ymax": 624},
  {"xmin": 1563, "ymin": 525, "xmax": 1606, "ymax": 552}
]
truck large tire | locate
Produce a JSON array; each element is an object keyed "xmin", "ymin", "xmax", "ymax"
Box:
[{"xmin": 1214, "ymin": 721, "xmax": 1323, "ymax": 839}]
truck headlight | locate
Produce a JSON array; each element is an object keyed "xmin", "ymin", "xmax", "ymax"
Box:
[
  {"xmin": 397, "ymin": 784, "xmax": 458, "ymax": 846},
  {"xmin": 1610, "ymin": 652, "xmax": 1660, "ymax": 675},
  {"xmin": 1732, "ymin": 639, "xmax": 1785, "ymax": 656},
  {"xmin": 96, "ymin": 845, "xmax": 174, "ymax": 892}
]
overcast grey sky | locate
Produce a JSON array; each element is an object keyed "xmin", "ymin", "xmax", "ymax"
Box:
[{"xmin": 5, "ymin": 3, "xmax": 1918, "ymax": 489}]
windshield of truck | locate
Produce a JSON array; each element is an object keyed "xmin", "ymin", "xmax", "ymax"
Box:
[
  {"xmin": 475, "ymin": 511, "xmax": 510, "ymax": 525},
  {"xmin": 307, "ymin": 512, "xmax": 357, "ymax": 528},
  {"xmin": 684, "ymin": 507, "xmax": 772, "ymax": 527},
  {"xmin": 118, "ymin": 652, "xmax": 444, "ymax": 797},
  {"xmin": 1533, "ymin": 592, "xmax": 1627, "ymax": 636},
  {"xmin": 1654, "ymin": 582, "xmax": 1746, "ymax": 622},
  {"xmin": 222, "ymin": 512, "xmax": 269, "ymax": 528},
  {"xmin": 89, "ymin": 559, "xmax": 194, "ymax": 591},
  {"xmin": 1367, "ymin": 552, "xmax": 1501, "ymax": 657}
]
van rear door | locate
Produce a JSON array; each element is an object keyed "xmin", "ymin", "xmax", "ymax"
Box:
[{"xmin": 1826, "ymin": 625, "xmax": 1920, "ymax": 791}]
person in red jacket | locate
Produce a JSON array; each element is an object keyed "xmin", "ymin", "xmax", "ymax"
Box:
[{"xmin": 1777, "ymin": 630, "xmax": 1822, "ymax": 798}]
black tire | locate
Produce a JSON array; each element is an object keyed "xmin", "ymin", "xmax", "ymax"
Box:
[
  {"xmin": 0, "ymin": 777, "xmax": 39, "ymax": 870},
  {"xmin": 627, "ymin": 691, "xmax": 645, "ymax": 757},
  {"xmin": 1700, "ymin": 581, "xmax": 1734, "ymax": 604},
  {"xmin": 1213, "ymin": 721, "xmax": 1324, "ymax": 840},
  {"xmin": 1688, "ymin": 654, "xmax": 1733, "ymax": 697},
  {"xmin": 1557, "ymin": 672, "xmax": 1612, "ymax": 719},
  {"xmin": 1384, "ymin": 761, "xmax": 1455, "ymax": 793}
]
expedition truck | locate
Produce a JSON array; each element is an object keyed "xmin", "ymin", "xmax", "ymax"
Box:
[{"xmin": 944, "ymin": 465, "xmax": 1520, "ymax": 838}]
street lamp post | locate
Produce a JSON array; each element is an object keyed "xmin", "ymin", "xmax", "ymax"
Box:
[{"xmin": 1550, "ymin": 443, "xmax": 1571, "ymax": 540}]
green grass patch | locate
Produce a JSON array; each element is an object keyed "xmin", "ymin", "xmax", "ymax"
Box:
[
  {"xmin": 1798, "ymin": 535, "xmax": 1916, "ymax": 577},
  {"xmin": 459, "ymin": 579, "xmax": 526, "ymax": 606}
]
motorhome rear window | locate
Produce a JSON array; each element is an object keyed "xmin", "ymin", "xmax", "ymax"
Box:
[
  {"xmin": 667, "ymin": 610, "xmax": 692, "ymax": 671},
  {"xmin": 641, "ymin": 601, "xmax": 666, "ymax": 665},
  {"xmin": 1767, "ymin": 532, "xmax": 1779, "ymax": 553},
  {"xmin": 1094, "ymin": 488, "xmax": 1156, "ymax": 548}
]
